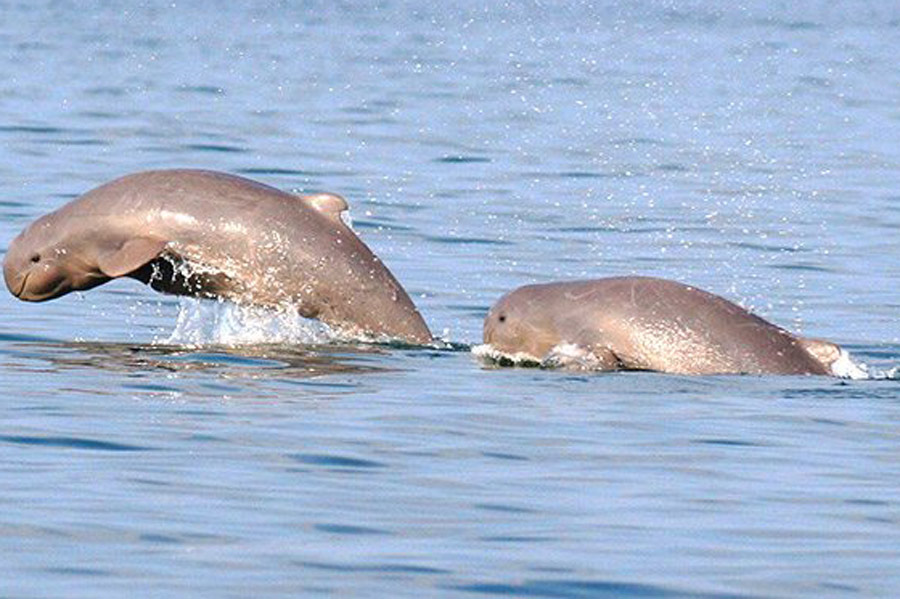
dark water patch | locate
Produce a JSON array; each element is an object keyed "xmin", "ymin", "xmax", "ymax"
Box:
[
  {"xmin": 175, "ymin": 408, "xmax": 228, "ymax": 417},
  {"xmin": 177, "ymin": 85, "xmax": 225, "ymax": 95},
  {"xmin": 657, "ymin": 163, "xmax": 689, "ymax": 172},
  {"xmin": 43, "ymin": 138, "xmax": 107, "ymax": 147},
  {"xmin": 448, "ymin": 303, "xmax": 491, "ymax": 318},
  {"xmin": 313, "ymin": 523, "xmax": 389, "ymax": 535},
  {"xmin": 797, "ymin": 76, "xmax": 832, "ymax": 88},
  {"xmin": 0, "ymin": 199, "xmax": 29, "ymax": 208},
  {"xmin": 551, "ymin": 76, "xmax": 588, "ymax": 86},
  {"xmin": 122, "ymin": 382, "xmax": 182, "ymax": 393},
  {"xmin": 77, "ymin": 110, "xmax": 120, "ymax": 120},
  {"xmin": 10, "ymin": 405, "xmax": 68, "ymax": 414},
  {"xmin": 183, "ymin": 143, "xmax": 247, "ymax": 154},
  {"xmin": 450, "ymin": 579, "xmax": 743, "ymax": 598},
  {"xmin": 844, "ymin": 498, "xmax": 889, "ymax": 506},
  {"xmin": 558, "ymin": 171, "xmax": 618, "ymax": 179},
  {"xmin": 352, "ymin": 219, "xmax": 415, "ymax": 232},
  {"xmin": 768, "ymin": 263, "xmax": 834, "ymax": 273},
  {"xmin": 340, "ymin": 105, "xmax": 378, "ymax": 115},
  {"xmin": 165, "ymin": 352, "xmax": 283, "ymax": 369},
  {"xmin": 692, "ymin": 438, "xmax": 764, "ymax": 447},
  {"xmin": 139, "ymin": 533, "xmax": 181, "ymax": 544},
  {"xmin": 474, "ymin": 503, "xmax": 537, "ymax": 514},
  {"xmin": 480, "ymin": 535, "xmax": 552, "ymax": 543},
  {"xmin": 435, "ymin": 155, "xmax": 492, "ymax": 164},
  {"xmin": 15, "ymin": 41, "xmax": 54, "ymax": 51},
  {"xmin": 187, "ymin": 434, "xmax": 225, "ymax": 442},
  {"xmin": 0, "ymin": 332, "xmax": 59, "ymax": 344},
  {"xmin": 0, "ymin": 435, "xmax": 151, "ymax": 452},
  {"xmin": 299, "ymin": 560, "xmax": 450, "ymax": 574},
  {"xmin": 851, "ymin": 346, "xmax": 900, "ymax": 361},
  {"xmin": 127, "ymin": 477, "xmax": 174, "ymax": 488},
  {"xmin": 727, "ymin": 241, "xmax": 801, "ymax": 253},
  {"xmin": 481, "ymin": 451, "xmax": 529, "ymax": 461},
  {"xmin": 785, "ymin": 20, "xmax": 821, "ymax": 30},
  {"xmin": 0, "ymin": 125, "xmax": 66, "ymax": 134},
  {"xmin": 200, "ymin": 381, "xmax": 243, "ymax": 394},
  {"xmin": 424, "ymin": 235, "xmax": 513, "ymax": 246},
  {"xmin": 289, "ymin": 453, "xmax": 386, "ymax": 469},
  {"xmin": 43, "ymin": 566, "xmax": 109, "ymax": 577},
  {"xmin": 236, "ymin": 167, "xmax": 315, "ymax": 176}
]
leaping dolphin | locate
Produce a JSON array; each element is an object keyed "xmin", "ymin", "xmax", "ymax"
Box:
[{"xmin": 3, "ymin": 169, "xmax": 433, "ymax": 344}]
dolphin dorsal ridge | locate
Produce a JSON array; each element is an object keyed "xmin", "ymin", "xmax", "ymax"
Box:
[{"xmin": 301, "ymin": 193, "xmax": 349, "ymax": 222}]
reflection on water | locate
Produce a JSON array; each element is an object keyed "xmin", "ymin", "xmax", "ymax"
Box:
[{"xmin": 8, "ymin": 339, "xmax": 394, "ymax": 380}]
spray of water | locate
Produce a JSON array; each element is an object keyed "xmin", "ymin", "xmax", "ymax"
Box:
[{"xmin": 158, "ymin": 297, "xmax": 336, "ymax": 347}]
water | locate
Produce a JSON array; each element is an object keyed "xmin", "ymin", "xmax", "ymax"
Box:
[{"xmin": 1, "ymin": 1, "xmax": 899, "ymax": 597}]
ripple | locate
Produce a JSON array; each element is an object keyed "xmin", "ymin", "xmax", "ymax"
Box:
[
  {"xmin": 288, "ymin": 453, "xmax": 386, "ymax": 469},
  {"xmin": 176, "ymin": 85, "xmax": 225, "ymax": 95},
  {"xmin": 313, "ymin": 523, "xmax": 389, "ymax": 535},
  {"xmin": 183, "ymin": 143, "xmax": 247, "ymax": 154},
  {"xmin": 425, "ymin": 235, "xmax": 513, "ymax": 246},
  {"xmin": 235, "ymin": 167, "xmax": 315, "ymax": 176},
  {"xmin": 481, "ymin": 451, "xmax": 529, "ymax": 461},
  {"xmin": 450, "ymin": 579, "xmax": 745, "ymax": 598},
  {"xmin": 0, "ymin": 125, "xmax": 65, "ymax": 134},
  {"xmin": 299, "ymin": 560, "xmax": 450, "ymax": 574},
  {"xmin": 0, "ymin": 435, "xmax": 151, "ymax": 452},
  {"xmin": 692, "ymin": 438, "xmax": 764, "ymax": 447},
  {"xmin": 435, "ymin": 155, "xmax": 491, "ymax": 164}
]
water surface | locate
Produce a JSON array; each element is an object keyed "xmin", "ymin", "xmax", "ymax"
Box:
[{"xmin": 1, "ymin": 2, "xmax": 899, "ymax": 597}]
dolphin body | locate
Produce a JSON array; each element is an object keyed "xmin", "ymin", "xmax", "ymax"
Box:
[
  {"xmin": 3, "ymin": 169, "xmax": 432, "ymax": 344},
  {"xmin": 483, "ymin": 277, "xmax": 844, "ymax": 375}
]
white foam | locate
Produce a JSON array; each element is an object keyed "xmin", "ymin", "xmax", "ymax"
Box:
[
  {"xmin": 473, "ymin": 342, "xmax": 612, "ymax": 370},
  {"xmin": 471, "ymin": 343, "xmax": 542, "ymax": 366},
  {"xmin": 830, "ymin": 348, "xmax": 870, "ymax": 380},
  {"xmin": 543, "ymin": 343, "xmax": 614, "ymax": 370}
]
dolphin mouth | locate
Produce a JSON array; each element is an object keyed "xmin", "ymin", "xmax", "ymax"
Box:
[
  {"xmin": 12, "ymin": 271, "xmax": 29, "ymax": 298},
  {"xmin": 13, "ymin": 271, "xmax": 69, "ymax": 302}
]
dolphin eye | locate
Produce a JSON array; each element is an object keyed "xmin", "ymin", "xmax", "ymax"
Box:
[
  {"xmin": 498, "ymin": 314, "xmax": 506, "ymax": 323},
  {"xmin": 30, "ymin": 253, "xmax": 41, "ymax": 263}
]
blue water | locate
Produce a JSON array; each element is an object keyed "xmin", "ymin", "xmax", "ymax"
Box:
[{"xmin": 1, "ymin": 2, "xmax": 899, "ymax": 597}]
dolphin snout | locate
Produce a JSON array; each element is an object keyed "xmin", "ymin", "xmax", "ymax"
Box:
[
  {"xmin": 2, "ymin": 258, "xmax": 26, "ymax": 298},
  {"xmin": 13, "ymin": 271, "xmax": 29, "ymax": 298},
  {"xmin": 4, "ymin": 267, "xmax": 29, "ymax": 299}
]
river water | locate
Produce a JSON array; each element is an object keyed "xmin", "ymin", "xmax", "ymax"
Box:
[{"xmin": 1, "ymin": 2, "xmax": 899, "ymax": 597}]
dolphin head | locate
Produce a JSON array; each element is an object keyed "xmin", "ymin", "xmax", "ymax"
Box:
[
  {"xmin": 3, "ymin": 212, "xmax": 113, "ymax": 301},
  {"xmin": 483, "ymin": 285, "xmax": 561, "ymax": 360}
]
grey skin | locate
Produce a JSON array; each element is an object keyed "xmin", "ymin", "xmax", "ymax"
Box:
[
  {"xmin": 483, "ymin": 277, "xmax": 842, "ymax": 375},
  {"xmin": 3, "ymin": 169, "xmax": 432, "ymax": 344}
]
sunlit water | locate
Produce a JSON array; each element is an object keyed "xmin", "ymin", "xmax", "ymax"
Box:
[{"xmin": 1, "ymin": 2, "xmax": 899, "ymax": 597}]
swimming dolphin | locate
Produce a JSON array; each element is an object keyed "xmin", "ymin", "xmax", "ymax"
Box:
[
  {"xmin": 483, "ymin": 277, "xmax": 844, "ymax": 375},
  {"xmin": 3, "ymin": 169, "xmax": 432, "ymax": 344}
]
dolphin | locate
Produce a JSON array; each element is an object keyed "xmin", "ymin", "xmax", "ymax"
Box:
[
  {"xmin": 3, "ymin": 169, "xmax": 432, "ymax": 344},
  {"xmin": 483, "ymin": 277, "xmax": 845, "ymax": 375}
]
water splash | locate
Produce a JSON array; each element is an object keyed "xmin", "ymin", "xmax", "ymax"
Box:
[
  {"xmin": 474, "ymin": 342, "xmax": 617, "ymax": 370},
  {"xmin": 829, "ymin": 348, "xmax": 869, "ymax": 380},
  {"xmin": 158, "ymin": 297, "xmax": 336, "ymax": 347},
  {"xmin": 472, "ymin": 343, "xmax": 542, "ymax": 368},
  {"xmin": 475, "ymin": 342, "xmax": 877, "ymax": 379}
]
